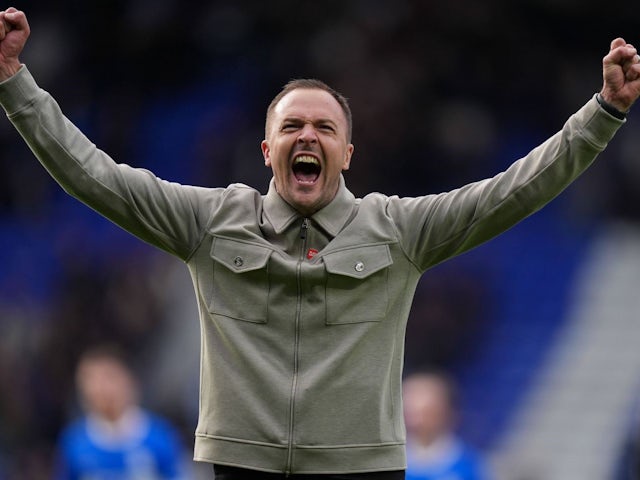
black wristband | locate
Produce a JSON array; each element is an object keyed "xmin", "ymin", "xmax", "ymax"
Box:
[{"xmin": 596, "ymin": 93, "xmax": 627, "ymax": 120}]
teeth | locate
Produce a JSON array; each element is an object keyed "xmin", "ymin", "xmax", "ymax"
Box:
[{"xmin": 293, "ymin": 155, "xmax": 319, "ymax": 166}]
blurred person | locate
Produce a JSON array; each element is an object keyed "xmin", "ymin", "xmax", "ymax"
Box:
[
  {"xmin": 403, "ymin": 372, "xmax": 489, "ymax": 480},
  {"xmin": 0, "ymin": 7, "xmax": 639, "ymax": 479},
  {"xmin": 55, "ymin": 346, "xmax": 186, "ymax": 480}
]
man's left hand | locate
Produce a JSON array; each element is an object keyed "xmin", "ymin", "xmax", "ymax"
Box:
[{"xmin": 600, "ymin": 38, "xmax": 640, "ymax": 113}]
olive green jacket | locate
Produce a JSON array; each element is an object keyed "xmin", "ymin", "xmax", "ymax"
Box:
[{"xmin": 0, "ymin": 66, "xmax": 625, "ymax": 474}]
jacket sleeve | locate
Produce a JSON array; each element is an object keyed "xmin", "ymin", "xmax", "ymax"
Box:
[
  {"xmin": 0, "ymin": 66, "xmax": 221, "ymax": 261},
  {"xmin": 387, "ymin": 96, "xmax": 625, "ymax": 272}
]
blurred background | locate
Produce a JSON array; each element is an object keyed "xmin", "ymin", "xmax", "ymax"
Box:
[{"xmin": 1, "ymin": 0, "xmax": 640, "ymax": 478}]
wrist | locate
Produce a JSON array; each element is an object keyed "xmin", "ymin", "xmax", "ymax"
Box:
[
  {"xmin": 0, "ymin": 61, "xmax": 22, "ymax": 82},
  {"xmin": 596, "ymin": 92, "xmax": 627, "ymax": 120}
]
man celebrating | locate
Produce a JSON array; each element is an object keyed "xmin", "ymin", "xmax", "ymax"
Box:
[{"xmin": 1, "ymin": 7, "xmax": 639, "ymax": 479}]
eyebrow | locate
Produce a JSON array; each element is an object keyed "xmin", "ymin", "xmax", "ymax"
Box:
[{"xmin": 281, "ymin": 116, "xmax": 338, "ymax": 128}]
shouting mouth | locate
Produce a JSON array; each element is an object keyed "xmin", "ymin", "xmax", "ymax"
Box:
[{"xmin": 292, "ymin": 155, "xmax": 321, "ymax": 184}]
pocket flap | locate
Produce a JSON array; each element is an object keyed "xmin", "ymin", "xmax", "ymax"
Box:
[
  {"xmin": 210, "ymin": 237, "xmax": 272, "ymax": 273},
  {"xmin": 323, "ymin": 244, "xmax": 393, "ymax": 279}
]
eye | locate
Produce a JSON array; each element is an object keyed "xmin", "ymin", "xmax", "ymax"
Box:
[
  {"xmin": 281, "ymin": 123, "xmax": 298, "ymax": 132},
  {"xmin": 319, "ymin": 124, "xmax": 335, "ymax": 133}
]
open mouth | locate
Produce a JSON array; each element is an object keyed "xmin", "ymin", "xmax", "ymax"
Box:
[{"xmin": 292, "ymin": 155, "xmax": 321, "ymax": 184}]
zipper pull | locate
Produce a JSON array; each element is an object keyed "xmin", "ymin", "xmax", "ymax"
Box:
[{"xmin": 300, "ymin": 218, "xmax": 309, "ymax": 240}]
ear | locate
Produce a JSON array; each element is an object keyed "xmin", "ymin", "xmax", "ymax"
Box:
[
  {"xmin": 342, "ymin": 143, "xmax": 354, "ymax": 171},
  {"xmin": 261, "ymin": 140, "xmax": 271, "ymax": 167}
]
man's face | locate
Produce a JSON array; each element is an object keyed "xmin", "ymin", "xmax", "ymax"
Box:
[{"xmin": 261, "ymin": 88, "xmax": 354, "ymax": 216}]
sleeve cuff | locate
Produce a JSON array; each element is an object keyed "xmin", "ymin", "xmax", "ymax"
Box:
[
  {"xmin": 0, "ymin": 65, "xmax": 43, "ymax": 115},
  {"xmin": 573, "ymin": 94, "xmax": 626, "ymax": 149}
]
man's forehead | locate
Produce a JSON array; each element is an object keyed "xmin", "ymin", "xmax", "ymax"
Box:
[{"xmin": 273, "ymin": 88, "xmax": 345, "ymax": 120}]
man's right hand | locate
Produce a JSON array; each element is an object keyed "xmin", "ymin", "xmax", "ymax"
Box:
[{"xmin": 0, "ymin": 7, "xmax": 29, "ymax": 81}]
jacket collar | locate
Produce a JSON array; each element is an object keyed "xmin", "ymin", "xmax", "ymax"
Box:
[{"xmin": 263, "ymin": 175, "xmax": 356, "ymax": 237}]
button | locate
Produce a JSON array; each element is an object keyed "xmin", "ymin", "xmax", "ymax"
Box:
[
  {"xmin": 354, "ymin": 261, "xmax": 364, "ymax": 272},
  {"xmin": 233, "ymin": 256, "xmax": 244, "ymax": 267}
]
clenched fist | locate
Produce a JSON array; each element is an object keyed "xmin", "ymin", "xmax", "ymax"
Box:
[
  {"xmin": 0, "ymin": 7, "xmax": 29, "ymax": 81},
  {"xmin": 600, "ymin": 38, "xmax": 640, "ymax": 113}
]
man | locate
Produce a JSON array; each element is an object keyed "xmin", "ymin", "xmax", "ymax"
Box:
[
  {"xmin": 403, "ymin": 372, "xmax": 488, "ymax": 480},
  {"xmin": 56, "ymin": 346, "xmax": 186, "ymax": 480},
  {"xmin": 0, "ymin": 7, "xmax": 639, "ymax": 479}
]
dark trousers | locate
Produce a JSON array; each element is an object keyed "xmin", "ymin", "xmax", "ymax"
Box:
[{"xmin": 213, "ymin": 465, "xmax": 405, "ymax": 479}]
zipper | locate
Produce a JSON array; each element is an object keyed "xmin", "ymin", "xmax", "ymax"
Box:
[
  {"xmin": 286, "ymin": 217, "xmax": 309, "ymax": 474},
  {"xmin": 299, "ymin": 217, "xmax": 309, "ymax": 240}
]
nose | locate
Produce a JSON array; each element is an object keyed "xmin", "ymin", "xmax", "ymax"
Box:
[{"xmin": 297, "ymin": 123, "xmax": 318, "ymax": 144}]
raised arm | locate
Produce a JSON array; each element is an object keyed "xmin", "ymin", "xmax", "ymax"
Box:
[
  {"xmin": 390, "ymin": 38, "xmax": 640, "ymax": 272},
  {"xmin": 0, "ymin": 8, "xmax": 220, "ymax": 261}
]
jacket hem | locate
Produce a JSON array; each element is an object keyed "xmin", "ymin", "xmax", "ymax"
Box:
[{"xmin": 194, "ymin": 435, "xmax": 406, "ymax": 474}]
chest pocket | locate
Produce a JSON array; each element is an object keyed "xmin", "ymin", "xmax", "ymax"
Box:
[
  {"xmin": 209, "ymin": 237, "xmax": 273, "ymax": 323},
  {"xmin": 323, "ymin": 244, "xmax": 393, "ymax": 324}
]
